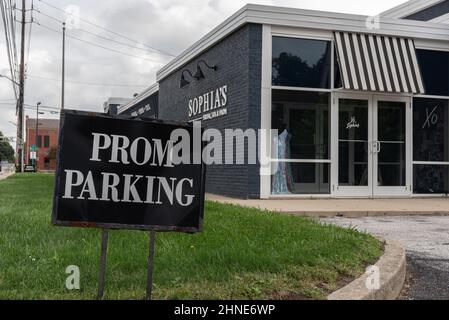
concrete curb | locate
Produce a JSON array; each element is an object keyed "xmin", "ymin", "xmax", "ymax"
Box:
[
  {"xmin": 206, "ymin": 194, "xmax": 449, "ymax": 218},
  {"xmin": 286, "ymin": 211, "xmax": 449, "ymax": 218},
  {"xmin": 328, "ymin": 238, "xmax": 406, "ymax": 300}
]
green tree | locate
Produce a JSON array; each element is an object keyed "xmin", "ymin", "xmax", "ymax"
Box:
[{"xmin": 0, "ymin": 131, "xmax": 15, "ymax": 163}]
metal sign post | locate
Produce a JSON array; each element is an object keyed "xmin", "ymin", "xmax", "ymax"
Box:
[
  {"xmin": 146, "ymin": 231, "xmax": 156, "ymax": 300},
  {"xmin": 96, "ymin": 229, "xmax": 109, "ymax": 300}
]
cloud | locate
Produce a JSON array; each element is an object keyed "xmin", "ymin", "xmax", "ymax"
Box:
[{"xmin": 0, "ymin": 0, "xmax": 406, "ymax": 147}]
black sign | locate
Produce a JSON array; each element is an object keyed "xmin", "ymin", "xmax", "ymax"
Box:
[{"xmin": 52, "ymin": 110, "xmax": 206, "ymax": 232}]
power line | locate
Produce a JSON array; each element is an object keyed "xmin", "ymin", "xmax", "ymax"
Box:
[
  {"xmin": 8, "ymin": 0, "xmax": 18, "ymax": 79},
  {"xmin": 27, "ymin": 74, "xmax": 148, "ymax": 87},
  {"xmin": 34, "ymin": 21, "xmax": 167, "ymax": 64},
  {"xmin": 0, "ymin": 0, "xmax": 19, "ymax": 99},
  {"xmin": 37, "ymin": 0, "xmax": 176, "ymax": 57},
  {"xmin": 24, "ymin": 0, "xmax": 33, "ymax": 74},
  {"xmin": 1, "ymin": 101, "xmax": 61, "ymax": 111},
  {"xmin": 34, "ymin": 8, "xmax": 171, "ymax": 58}
]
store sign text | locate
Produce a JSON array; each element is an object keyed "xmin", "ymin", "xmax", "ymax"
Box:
[{"xmin": 188, "ymin": 85, "xmax": 228, "ymax": 120}]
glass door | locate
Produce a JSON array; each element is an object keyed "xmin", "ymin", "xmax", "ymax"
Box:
[
  {"xmin": 373, "ymin": 95, "xmax": 411, "ymax": 196},
  {"xmin": 333, "ymin": 93, "xmax": 411, "ymax": 197},
  {"xmin": 333, "ymin": 93, "xmax": 373, "ymax": 197}
]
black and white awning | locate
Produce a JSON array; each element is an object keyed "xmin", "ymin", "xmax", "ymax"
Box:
[{"xmin": 334, "ymin": 32, "xmax": 425, "ymax": 94}]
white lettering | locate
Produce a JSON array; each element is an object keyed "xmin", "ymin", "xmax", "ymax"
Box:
[
  {"xmin": 100, "ymin": 173, "xmax": 120, "ymax": 202},
  {"xmin": 63, "ymin": 170, "xmax": 84, "ymax": 199},
  {"xmin": 130, "ymin": 137, "xmax": 152, "ymax": 165},
  {"xmin": 90, "ymin": 133, "xmax": 111, "ymax": 161},
  {"xmin": 77, "ymin": 171, "xmax": 98, "ymax": 200},
  {"xmin": 110, "ymin": 135, "xmax": 130, "ymax": 164}
]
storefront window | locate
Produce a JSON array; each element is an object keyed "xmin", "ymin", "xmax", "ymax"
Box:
[
  {"xmin": 416, "ymin": 49, "xmax": 449, "ymax": 97},
  {"xmin": 271, "ymin": 90, "xmax": 330, "ymax": 194},
  {"xmin": 413, "ymin": 98, "xmax": 449, "ymax": 194},
  {"xmin": 272, "ymin": 37, "xmax": 331, "ymax": 89},
  {"xmin": 413, "ymin": 98, "xmax": 449, "ymax": 162},
  {"xmin": 414, "ymin": 165, "xmax": 449, "ymax": 194}
]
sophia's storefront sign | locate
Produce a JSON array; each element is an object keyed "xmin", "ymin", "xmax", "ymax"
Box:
[
  {"xmin": 52, "ymin": 110, "xmax": 206, "ymax": 232},
  {"xmin": 188, "ymin": 85, "xmax": 228, "ymax": 121}
]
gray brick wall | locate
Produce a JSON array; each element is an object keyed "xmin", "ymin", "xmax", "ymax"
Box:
[{"xmin": 158, "ymin": 23, "xmax": 262, "ymax": 199}]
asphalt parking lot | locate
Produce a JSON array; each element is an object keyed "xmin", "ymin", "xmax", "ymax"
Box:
[{"xmin": 323, "ymin": 215, "xmax": 449, "ymax": 300}]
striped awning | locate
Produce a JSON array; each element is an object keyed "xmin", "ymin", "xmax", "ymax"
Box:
[{"xmin": 334, "ymin": 32, "xmax": 425, "ymax": 94}]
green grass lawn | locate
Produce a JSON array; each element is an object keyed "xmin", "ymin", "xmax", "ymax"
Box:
[{"xmin": 0, "ymin": 173, "xmax": 383, "ymax": 300}]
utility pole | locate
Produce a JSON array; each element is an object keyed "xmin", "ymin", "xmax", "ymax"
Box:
[
  {"xmin": 35, "ymin": 102, "xmax": 41, "ymax": 171},
  {"xmin": 61, "ymin": 22, "xmax": 65, "ymax": 110},
  {"xmin": 16, "ymin": 0, "xmax": 26, "ymax": 172}
]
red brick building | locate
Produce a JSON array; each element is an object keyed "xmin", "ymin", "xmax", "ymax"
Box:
[{"xmin": 25, "ymin": 117, "xmax": 59, "ymax": 171}]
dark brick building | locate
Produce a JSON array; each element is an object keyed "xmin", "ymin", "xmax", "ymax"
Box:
[{"xmin": 118, "ymin": 3, "xmax": 449, "ymax": 199}]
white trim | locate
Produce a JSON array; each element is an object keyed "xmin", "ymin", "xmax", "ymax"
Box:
[
  {"xmin": 271, "ymin": 86, "xmax": 332, "ymax": 92},
  {"xmin": 415, "ymin": 38, "xmax": 449, "ymax": 51},
  {"xmin": 413, "ymin": 161, "xmax": 449, "ymax": 165},
  {"xmin": 335, "ymin": 88, "xmax": 413, "ymax": 96},
  {"xmin": 413, "ymin": 193, "xmax": 449, "ymax": 197},
  {"xmin": 269, "ymin": 194, "xmax": 333, "ymax": 199},
  {"xmin": 332, "ymin": 92, "xmax": 372, "ymax": 197},
  {"xmin": 260, "ymin": 24, "xmax": 272, "ymax": 199},
  {"xmin": 271, "ymin": 159, "xmax": 332, "ymax": 163},
  {"xmin": 118, "ymin": 83, "xmax": 159, "ymax": 114},
  {"xmin": 156, "ymin": 4, "xmax": 449, "ymax": 82},
  {"xmin": 380, "ymin": 0, "xmax": 445, "ymax": 19},
  {"xmin": 372, "ymin": 94, "xmax": 412, "ymax": 197},
  {"xmin": 415, "ymin": 94, "xmax": 449, "ymax": 99},
  {"xmin": 271, "ymin": 26, "xmax": 333, "ymax": 40}
]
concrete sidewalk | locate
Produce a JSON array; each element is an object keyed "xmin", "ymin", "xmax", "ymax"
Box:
[{"xmin": 206, "ymin": 194, "xmax": 449, "ymax": 217}]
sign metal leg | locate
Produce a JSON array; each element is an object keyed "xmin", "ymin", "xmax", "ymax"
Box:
[
  {"xmin": 146, "ymin": 231, "xmax": 156, "ymax": 300},
  {"xmin": 96, "ymin": 229, "xmax": 109, "ymax": 300}
]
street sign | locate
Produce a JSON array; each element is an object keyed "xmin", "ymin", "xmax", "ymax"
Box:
[
  {"xmin": 30, "ymin": 151, "xmax": 37, "ymax": 160},
  {"xmin": 30, "ymin": 145, "xmax": 38, "ymax": 152},
  {"xmin": 52, "ymin": 110, "xmax": 206, "ymax": 232},
  {"xmin": 52, "ymin": 110, "xmax": 206, "ymax": 300}
]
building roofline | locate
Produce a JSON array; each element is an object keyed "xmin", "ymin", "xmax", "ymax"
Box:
[
  {"xmin": 380, "ymin": 0, "xmax": 444, "ymax": 19},
  {"xmin": 118, "ymin": 82, "xmax": 159, "ymax": 114},
  {"xmin": 156, "ymin": 3, "xmax": 449, "ymax": 82}
]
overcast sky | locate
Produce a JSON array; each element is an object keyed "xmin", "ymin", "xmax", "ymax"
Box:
[{"xmin": 0, "ymin": 0, "xmax": 407, "ymax": 144}]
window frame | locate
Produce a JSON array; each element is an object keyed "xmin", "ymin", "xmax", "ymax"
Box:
[
  {"xmin": 416, "ymin": 48, "xmax": 449, "ymax": 97},
  {"xmin": 43, "ymin": 135, "xmax": 50, "ymax": 148},
  {"xmin": 37, "ymin": 135, "xmax": 42, "ymax": 148},
  {"xmin": 271, "ymin": 35, "xmax": 334, "ymax": 90},
  {"xmin": 412, "ymin": 95, "xmax": 449, "ymax": 196},
  {"xmin": 268, "ymin": 32, "xmax": 335, "ymax": 196}
]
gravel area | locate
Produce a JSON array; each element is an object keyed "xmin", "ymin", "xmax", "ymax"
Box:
[{"xmin": 323, "ymin": 215, "xmax": 449, "ymax": 300}]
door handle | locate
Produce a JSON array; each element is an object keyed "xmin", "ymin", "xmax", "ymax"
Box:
[
  {"xmin": 370, "ymin": 141, "xmax": 381, "ymax": 154},
  {"xmin": 370, "ymin": 141, "xmax": 377, "ymax": 154}
]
